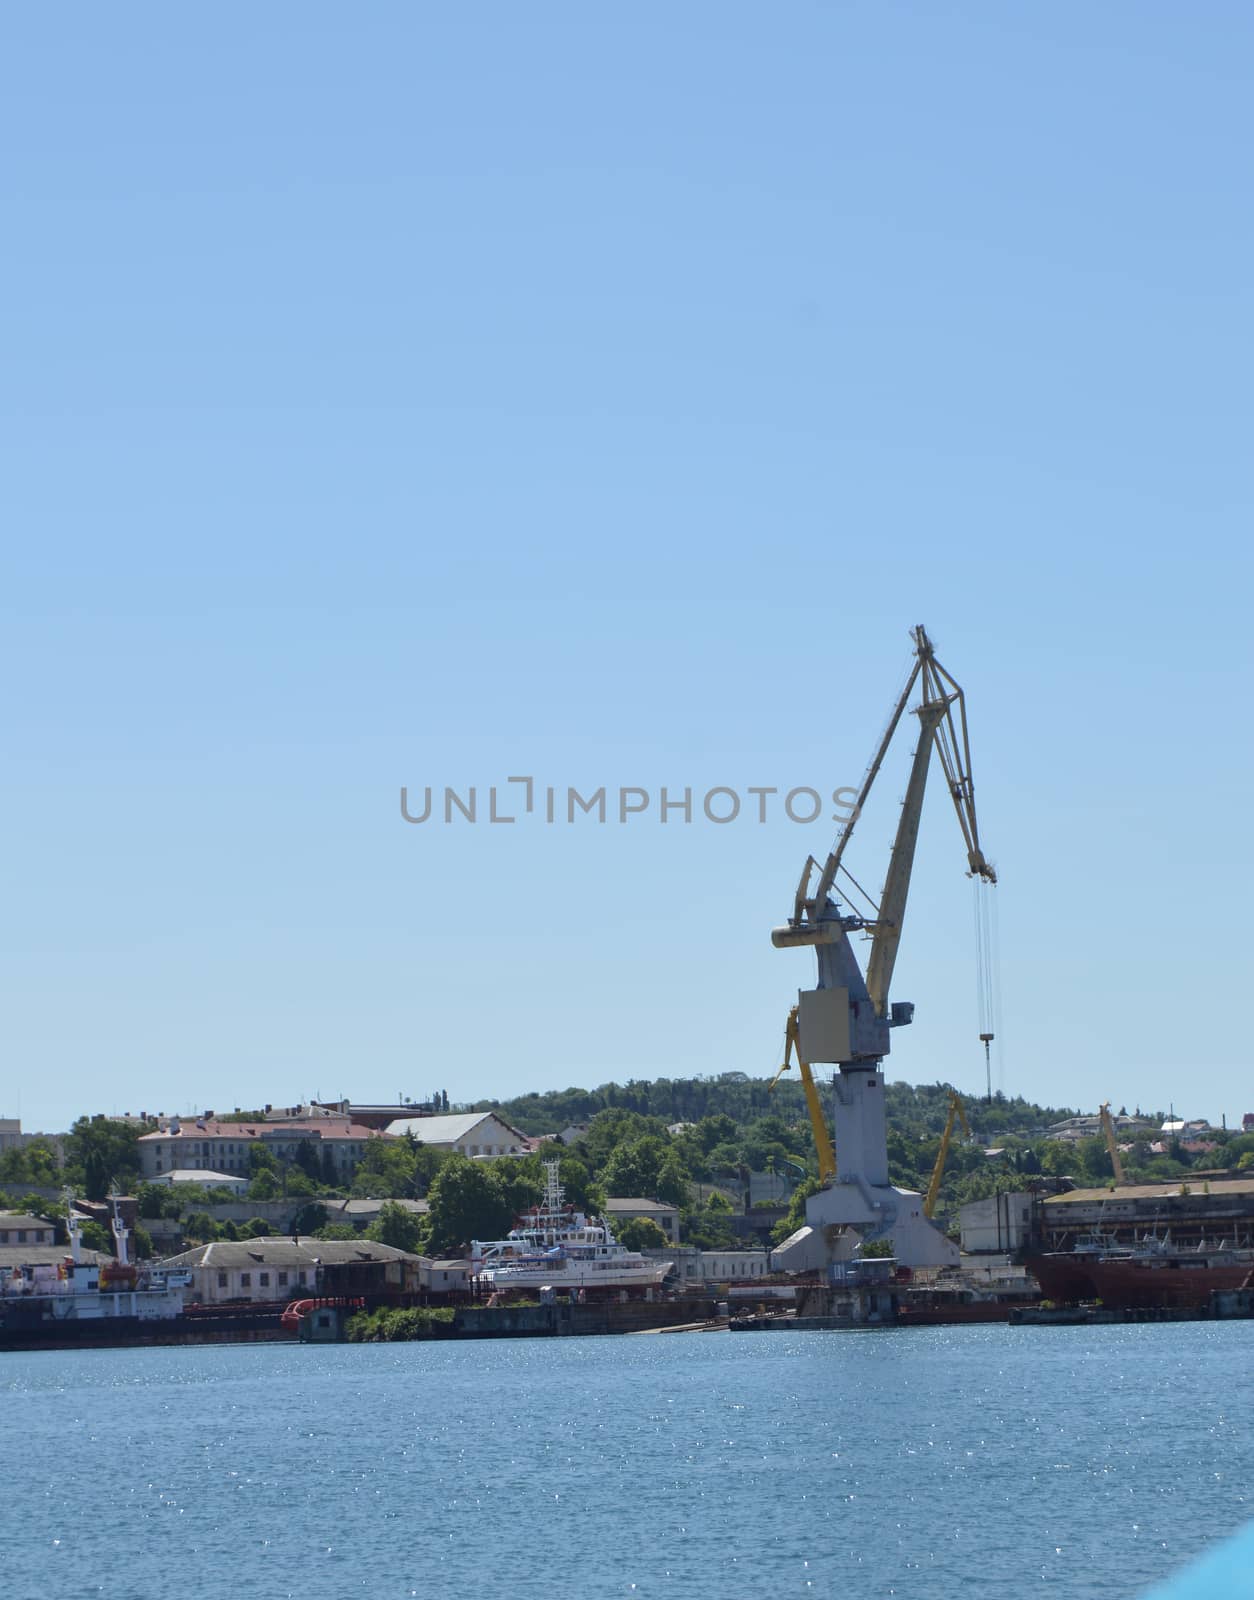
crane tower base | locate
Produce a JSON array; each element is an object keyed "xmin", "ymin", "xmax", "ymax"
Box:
[{"xmin": 771, "ymin": 1182, "xmax": 960, "ymax": 1274}]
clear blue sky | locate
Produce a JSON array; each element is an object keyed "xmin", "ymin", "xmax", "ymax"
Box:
[{"xmin": 3, "ymin": 5, "xmax": 1251, "ymax": 1133}]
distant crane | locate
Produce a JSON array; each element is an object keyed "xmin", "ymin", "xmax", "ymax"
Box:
[
  {"xmin": 923, "ymin": 1091, "xmax": 972, "ymax": 1219},
  {"xmin": 1099, "ymin": 1101, "xmax": 1126, "ymax": 1186}
]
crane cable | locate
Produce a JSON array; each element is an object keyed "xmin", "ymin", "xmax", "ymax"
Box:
[{"xmin": 973, "ymin": 875, "xmax": 1001, "ymax": 1101}]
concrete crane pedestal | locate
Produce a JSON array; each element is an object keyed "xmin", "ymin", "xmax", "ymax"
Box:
[
  {"xmin": 771, "ymin": 1062, "xmax": 959, "ymax": 1274},
  {"xmin": 772, "ymin": 1180, "xmax": 960, "ymax": 1274}
]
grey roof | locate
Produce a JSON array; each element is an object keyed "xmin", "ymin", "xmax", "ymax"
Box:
[
  {"xmin": 0, "ymin": 1244, "xmax": 109, "ymax": 1269},
  {"xmin": 0, "ymin": 1214, "xmax": 54, "ymax": 1231},
  {"xmin": 1046, "ymin": 1178, "xmax": 1254, "ymax": 1204},
  {"xmin": 156, "ymin": 1236, "xmax": 424, "ymax": 1270},
  {"xmin": 150, "ymin": 1170, "xmax": 247, "ymax": 1186},
  {"xmin": 330, "ymin": 1197, "xmax": 430, "ymax": 1218},
  {"xmin": 603, "ymin": 1197, "xmax": 679, "ymax": 1212},
  {"xmin": 383, "ymin": 1111, "xmax": 526, "ymax": 1144}
]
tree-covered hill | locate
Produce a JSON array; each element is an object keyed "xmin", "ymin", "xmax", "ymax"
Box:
[{"xmin": 470, "ymin": 1074, "xmax": 1080, "ymax": 1143}]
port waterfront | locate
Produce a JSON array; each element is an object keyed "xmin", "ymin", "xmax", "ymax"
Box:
[{"xmin": 3, "ymin": 1323, "xmax": 1250, "ymax": 1600}]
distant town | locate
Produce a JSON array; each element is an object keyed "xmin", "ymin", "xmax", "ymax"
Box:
[{"xmin": 2, "ymin": 1077, "xmax": 1252, "ymax": 1330}]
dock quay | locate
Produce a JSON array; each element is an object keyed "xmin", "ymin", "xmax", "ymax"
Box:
[
  {"xmin": 1012, "ymin": 1287, "xmax": 1254, "ymax": 1327},
  {"xmin": 451, "ymin": 1295, "xmax": 718, "ymax": 1340}
]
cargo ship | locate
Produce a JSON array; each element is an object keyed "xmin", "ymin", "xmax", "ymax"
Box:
[
  {"xmin": 1028, "ymin": 1235, "xmax": 1254, "ymax": 1311},
  {"xmin": 0, "ymin": 1193, "xmax": 190, "ymax": 1350}
]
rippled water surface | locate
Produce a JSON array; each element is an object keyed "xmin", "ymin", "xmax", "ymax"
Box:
[{"xmin": 2, "ymin": 1323, "xmax": 1251, "ymax": 1599}]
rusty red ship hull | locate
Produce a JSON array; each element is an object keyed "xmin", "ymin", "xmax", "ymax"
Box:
[{"xmin": 1029, "ymin": 1250, "xmax": 1254, "ymax": 1311}]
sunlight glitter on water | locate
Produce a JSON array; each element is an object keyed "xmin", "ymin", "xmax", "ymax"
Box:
[{"xmin": 1, "ymin": 1323, "xmax": 1251, "ymax": 1600}]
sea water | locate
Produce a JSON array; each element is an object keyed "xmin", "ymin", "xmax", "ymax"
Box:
[{"xmin": 1, "ymin": 1322, "xmax": 1250, "ymax": 1600}]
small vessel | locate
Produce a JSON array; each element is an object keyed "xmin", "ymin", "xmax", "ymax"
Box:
[
  {"xmin": 0, "ymin": 1190, "xmax": 190, "ymax": 1347},
  {"xmin": 471, "ymin": 1162, "xmax": 672, "ymax": 1294},
  {"xmin": 1028, "ymin": 1233, "xmax": 1254, "ymax": 1311}
]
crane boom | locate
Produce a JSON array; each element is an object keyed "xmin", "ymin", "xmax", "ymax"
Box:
[
  {"xmin": 769, "ymin": 1007, "xmax": 837, "ymax": 1182},
  {"xmin": 923, "ymin": 1090, "xmax": 971, "ymax": 1218},
  {"xmin": 772, "ymin": 625, "xmax": 996, "ymax": 1062},
  {"xmin": 864, "ymin": 695, "xmax": 948, "ymax": 1017},
  {"xmin": 1099, "ymin": 1101, "xmax": 1126, "ymax": 1186}
]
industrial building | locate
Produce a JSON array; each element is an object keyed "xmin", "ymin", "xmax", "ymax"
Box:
[
  {"xmin": 958, "ymin": 1178, "xmax": 1254, "ymax": 1258},
  {"xmin": 1037, "ymin": 1177, "xmax": 1254, "ymax": 1251}
]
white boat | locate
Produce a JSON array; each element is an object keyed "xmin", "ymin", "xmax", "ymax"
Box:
[{"xmin": 471, "ymin": 1163, "xmax": 672, "ymax": 1292}]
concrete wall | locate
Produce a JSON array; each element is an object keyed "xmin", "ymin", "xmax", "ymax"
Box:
[{"xmin": 960, "ymin": 1192, "xmax": 1033, "ymax": 1254}]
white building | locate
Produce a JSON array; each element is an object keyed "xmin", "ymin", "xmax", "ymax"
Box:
[
  {"xmin": 155, "ymin": 1237, "xmax": 423, "ymax": 1305},
  {"xmin": 383, "ymin": 1111, "xmax": 529, "ymax": 1158},
  {"xmin": 138, "ymin": 1114, "xmax": 378, "ymax": 1182},
  {"xmin": 146, "ymin": 1169, "xmax": 249, "ymax": 1195},
  {"xmin": 661, "ymin": 1248, "xmax": 773, "ymax": 1286}
]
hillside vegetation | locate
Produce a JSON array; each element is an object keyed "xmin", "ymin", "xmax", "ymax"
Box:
[{"xmin": 5, "ymin": 1079, "xmax": 1250, "ymax": 1259}]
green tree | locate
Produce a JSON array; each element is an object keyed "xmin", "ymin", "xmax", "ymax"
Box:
[
  {"xmin": 365, "ymin": 1201, "xmax": 426, "ymax": 1254},
  {"xmin": 578, "ymin": 1110, "xmax": 669, "ymax": 1171},
  {"xmin": 63, "ymin": 1117, "xmax": 145, "ymax": 1201},
  {"xmin": 248, "ymin": 1144, "xmax": 277, "ymax": 1176},
  {"xmin": 282, "ymin": 1165, "xmax": 316, "ymax": 1198},
  {"xmin": 681, "ymin": 1205, "xmax": 737, "ymax": 1250},
  {"xmin": 249, "ymin": 1169, "xmax": 279, "ymax": 1201},
  {"xmin": 654, "ymin": 1151, "xmax": 691, "ymax": 1209},
  {"xmin": 696, "ymin": 1114, "xmax": 739, "ymax": 1153},
  {"xmin": 556, "ymin": 1154, "xmax": 602, "ymax": 1213},
  {"xmin": 79, "ymin": 1219, "xmax": 114, "ymax": 1254},
  {"xmin": 771, "ymin": 1177, "xmax": 820, "ymax": 1244},
  {"xmin": 412, "ymin": 1143, "xmax": 448, "ymax": 1194},
  {"xmin": 136, "ymin": 1182, "xmax": 173, "ymax": 1219},
  {"xmin": 0, "ymin": 1137, "xmax": 61, "ymax": 1187},
  {"xmin": 352, "ymin": 1136, "xmax": 419, "ymax": 1198},
  {"xmin": 490, "ymin": 1159, "xmax": 545, "ymax": 1225},
  {"xmin": 425, "ymin": 1156, "xmax": 514, "ymax": 1256},
  {"xmin": 314, "ymin": 1223, "xmax": 359, "ymax": 1241},
  {"xmin": 614, "ymin": 1216, "xmax": 669, "ymax": 1251},
  {"xmin": 602, "ymin": 1135, "xmax": 669, "ymax": 1198},
  {"xmin": 291, "ymin": 1201, "xmax": 329, "ymax": 1235},
  {"xmin": 293, "ymin": 1139, "xmax": 322, "ymax": 1184}
]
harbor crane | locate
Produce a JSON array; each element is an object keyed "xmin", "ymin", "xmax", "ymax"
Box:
[{"xmin": 770, "ymin": 625, "xmax": 997, "ymax": 1272}]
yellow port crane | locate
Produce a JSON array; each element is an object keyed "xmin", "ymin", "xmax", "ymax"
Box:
[
  {"xmin": 1099, "ymin": 1101, "xmax": 1126, "ymax": 1186},
  {"xmin": 769, "ymin": 1005, "xmax": 837, "ymax": 1181},
  {"xmin": 923, "ymin": 1090, "xmax": 971, "ymax": 1218},
  {"xmin": 768, "ymin": 624, "xmax": 999, "ymax": 1272}
]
